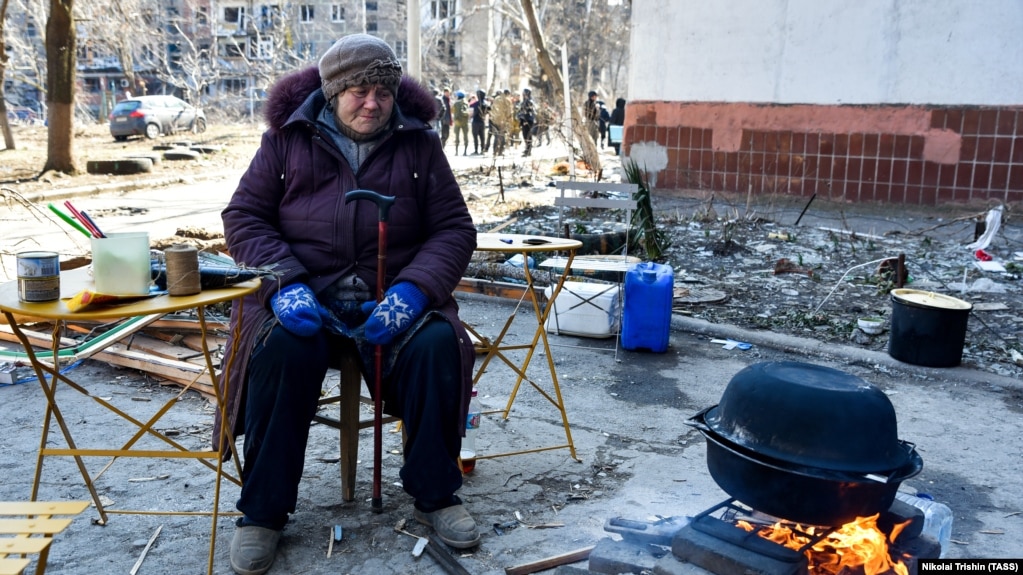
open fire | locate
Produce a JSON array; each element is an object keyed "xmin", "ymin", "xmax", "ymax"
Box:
[{"xmin": 737, "ymin": 514, "xmax": 911, "ymax": 575}]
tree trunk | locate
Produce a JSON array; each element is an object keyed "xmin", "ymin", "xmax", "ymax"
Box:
[
  {"xmin": 0, "ymin": 0, "xmax": 16, "ymax": 150},
  {"xmin": 43, "ymin": 0, "xmax": 79, "ymax": 175},
  {"xmin": 519, "ymin": 0, "xmax": 601, "ymax": 176}
]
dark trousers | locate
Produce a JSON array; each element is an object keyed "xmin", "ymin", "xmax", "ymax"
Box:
[
  {"xmin": 520, "ymin": 121, "xmax": 535, "ymax": 155},
  {"xmin": 471, "ymin": 122, "xmax": 485, "ymax": 153},
  {"xmin": 237, "ymin": 318, "xmax": 464, "ymax": 529}
]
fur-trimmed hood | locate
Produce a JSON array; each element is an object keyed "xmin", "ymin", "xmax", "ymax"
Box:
[{"xmin": 263, "ymin": 66, "xmax": 439, "ymax": 132}]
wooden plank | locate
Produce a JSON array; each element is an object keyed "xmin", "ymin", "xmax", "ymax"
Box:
[
  {"xmin": 0, "ymin": 536, "xmax": 51, "ymax": 554},
  {"xmin": 0, "ymin": 501, "xmax": 89, "ymax": 516},
  {"xmin": 504, "ymin": 545, "xmax": 595, "ymax": 575},
  {"xmin": 554, "ymin": 196, "xmax": 637, "ymax": 210},
  {"xmin": 554, "ymin": 181, "xmax": 638, "ymax": 194},
  {"xmin": 456, "ymin": 278, "xmax": 547, "ymax": 303},
  {"xmin": 0, "ymin": 558, "xmax": 30, "ymax": 575},
  {"xmin": 0, "ymin": 518, "xmax": 73, "ymax": 535}
]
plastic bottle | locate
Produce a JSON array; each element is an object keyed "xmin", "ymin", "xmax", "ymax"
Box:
[
  {"xmin": 460, "ymin": 389, "xmax": 481, "ymax": 474},
  {"xmin": 894, "ymin": 491, "xmax": 953, "ymax": 557}
]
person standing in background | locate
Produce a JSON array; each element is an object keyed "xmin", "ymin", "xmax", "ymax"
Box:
[
  {"xmin": 609, "ymin": 97, "xmax": 626, "ymax": 156},
  {"xmin": 584, "ymin": 90, "xmax": 600, "ymax": 145},
  {"xmin": 440, "ymin": 87, "xmax": 452, "ymax": 148},
  {"xmin": 470, "ymin": 90, "xmax": 489, "ymax": 155},
  {"xmin": 517, "ymin": 87, "xmax": 537, "ymax": 157},
  {"xmin": 452, "ymin": 91, "xmax": 469, "ymax": 155}
]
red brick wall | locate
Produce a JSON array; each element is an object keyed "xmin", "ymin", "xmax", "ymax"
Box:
[{"xmin": 623, "ymin": 102, "xmax": 1023, "ymax": 206}]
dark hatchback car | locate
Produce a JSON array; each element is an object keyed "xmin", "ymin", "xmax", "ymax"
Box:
[{"xmin": 109, "ymin": 95, "xmax": 206, "ymax": 140}]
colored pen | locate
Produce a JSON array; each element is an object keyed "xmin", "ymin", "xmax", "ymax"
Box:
[
  {"xmin": 47, "ymin": 203, "xmax": 92, "ymax": 238},
  {"xmin": 500, "ymin": 238, "xmax": 513, "ymax": 244},
  {"xmin": 78, "ymin": 210, "xmax": 106, "ymax": 238},
  {"xmin": 63, "ymin": 201, "xmax": 102, "ymax": 237}
]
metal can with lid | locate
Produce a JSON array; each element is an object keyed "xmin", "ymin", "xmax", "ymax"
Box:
[{"xmin": 16, "ymin": 251, "xmax": 61, "ymax": 302}]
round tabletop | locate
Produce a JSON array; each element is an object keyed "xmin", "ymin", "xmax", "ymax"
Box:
[
  {"xmin": 476, "ymin": 233, "xmax": 582, "ymax": 253},
  {"xmin": 0, "ymin": 267, "xmax": 259, "ymax": 321}
]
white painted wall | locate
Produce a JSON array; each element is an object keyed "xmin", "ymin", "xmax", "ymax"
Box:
[{"xmin": 629, "ymin": 0, "xmax": 1023, "ymax": 105}]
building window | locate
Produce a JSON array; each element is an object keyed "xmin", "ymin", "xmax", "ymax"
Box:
[
  {"xmin": 224, "ymin": 6, "xmax": 247, "ymax": 28},
  {"xmin": 365, "ymin": 1, "xmax": 378, "ymax": 10},
  {"xmin": 250, "ymin": 38, "xmax": 274, "ymax": 60},
  {"xmin": 431, "ymin": 0, "xmax": 454, "ymax": 19},
  {"xmin": 331, "ymin": 5, "xmax": 344, "ymax": 22},
  {"xmin": 222, "ymin": 42, "xmax": 244, "ymax": 58},
  {"xmin": 366, "ymin": 16, "xmax": 377, "ymax": 31},
  {"xmin": 300, "ymin": 5, "xmax": 314, "ymax": 22},
  {"xmin": 394, "ymin": 40, "xmax": 407, "ymax": 60},
  {"xmin": 197, "ymin": 6, "xmax": 208, "ymax": 26},
  {"xmin": 223, "ymin": 78, "xmax": 247, "ymax": 94}
]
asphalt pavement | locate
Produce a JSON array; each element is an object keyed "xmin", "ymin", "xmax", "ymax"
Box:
[{"xmin": 1, "ymin": 144, "xmax": 1021, "ymax": 574}]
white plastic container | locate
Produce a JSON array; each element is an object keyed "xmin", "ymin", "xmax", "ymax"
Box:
[
  {"xmin": 895, "ymin": 492, "xmax": 953, "ymax": 557},
  {"xmin": 544, "ymin": 281, "xmax": 620, "ymax": 338}
]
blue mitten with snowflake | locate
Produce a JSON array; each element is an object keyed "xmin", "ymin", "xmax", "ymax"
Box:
[
  {"xmin": 270, "ymin": 283, "xmax": 323, "ymax": 337},
  {"xmin": 361, "ymin": 282, "xmax": 428, "ymax": 345}
]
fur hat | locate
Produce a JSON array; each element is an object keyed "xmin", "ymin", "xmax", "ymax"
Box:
[{"xmin": 319, "ymin": 34, "xmax": 402, "ymax": 102}]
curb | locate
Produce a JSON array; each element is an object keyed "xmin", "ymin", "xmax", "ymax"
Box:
[
  {"xmin": 11, "ymin": 170, "xmax": 241, "ymax": 205},
  {"xmin": 671, "ymin": 313, "xmax": 1022, "ymax": 391}
]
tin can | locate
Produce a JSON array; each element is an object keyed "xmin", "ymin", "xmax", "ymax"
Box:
[{"xmin": 16, "ymin": 251, "xmax": 60, "ymax": 302}]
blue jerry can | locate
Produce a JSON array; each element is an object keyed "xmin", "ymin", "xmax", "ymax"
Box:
[{"xmin": 622, "ymin": 262, "xmax": 673, "ymax": 352}]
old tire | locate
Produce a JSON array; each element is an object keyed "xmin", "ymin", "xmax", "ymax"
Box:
[
  {"xmin": 190, "ymin": 145, "xmax": 222, "ymax": 155},
  {"xmin": 163, "ymin": 149, "xmax": 201, "ymax": 161},
  {"xmin": 128, "ymin": 154, "xmax": 161, "ymax": 166},
  {"xmin": 86, "ymin": 158, "xmax": 153, "ymax": 175}
]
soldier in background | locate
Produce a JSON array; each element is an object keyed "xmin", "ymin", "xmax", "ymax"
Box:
[
  {"xmin": 517, "ymin": 88, "xmax": 537, "ymax": 157},
  {"xmin": 451, "ymin": 91, "xmax": 470, "ymax": 156}
]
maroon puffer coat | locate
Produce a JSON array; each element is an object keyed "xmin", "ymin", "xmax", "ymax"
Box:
[{"xmin": 214, "ymin": 67, "xmax": 477, "ymax": 449}]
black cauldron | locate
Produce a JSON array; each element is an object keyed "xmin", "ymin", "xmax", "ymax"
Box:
[{"xmin": 686, "ymin": 361, "xmax": 923, "ymax": 526}]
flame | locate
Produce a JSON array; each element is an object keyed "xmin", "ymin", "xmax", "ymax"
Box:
[{"xmin": 738, "ymin": 514, "xmax": 910, "ymax": 575}]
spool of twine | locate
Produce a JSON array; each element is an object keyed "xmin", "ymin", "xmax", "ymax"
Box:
[{"xmin": 165, "ymin": 244, "xmax": 201, "ymax": 296}]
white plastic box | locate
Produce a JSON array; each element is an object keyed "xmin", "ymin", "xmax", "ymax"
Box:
[{"xmin": 544, "ymin": 281, "xmax": 621, "ymax": 338}]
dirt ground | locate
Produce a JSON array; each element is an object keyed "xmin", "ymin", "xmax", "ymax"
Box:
[{"xmin": 1, "ymin": 121, "xmax": 1022, "ymax": 574}]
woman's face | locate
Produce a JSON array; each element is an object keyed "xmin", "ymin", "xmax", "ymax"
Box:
[{"xmin": 334, "ymin": 84, "xmax": 394, "ymax": 135}]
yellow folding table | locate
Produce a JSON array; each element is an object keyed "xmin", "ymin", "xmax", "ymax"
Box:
[{"xmin": 0, "ymin": 267, "xmax": 258, "ymax": 575}]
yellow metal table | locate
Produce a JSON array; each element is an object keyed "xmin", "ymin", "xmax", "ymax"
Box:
[
  {"xmin": 0, "ymin": 267, "xmax": 258, "ymax": 575},
  {"xmin": 468, "ymin": 233, "xmax": 583, "ymax": 461}
]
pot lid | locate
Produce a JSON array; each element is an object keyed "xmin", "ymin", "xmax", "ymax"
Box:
[
  {"xmin": 891, "ymin": 289, "xmax": 972, "ymax": 311},
  {"xmin": 704, "ymin": 361, "xmax": 910, "ymax": 473}
]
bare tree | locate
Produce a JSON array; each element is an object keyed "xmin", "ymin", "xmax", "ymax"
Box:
[
  {"xmin": 0, "ymin": 0, "xmax": 16, "ymax": 150},
  {"xmin": 43, "ymin": 0, "xmax": 78, "ymax": 175},
  {"xmin": 519, "ymin": 0, "xmax": 601, "ymax": 174}
]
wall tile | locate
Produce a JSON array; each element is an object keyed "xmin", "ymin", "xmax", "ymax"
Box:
[
  {"xmin": 879, "ymin": 133, "xmax": 895, "ymax": 157},
  {"xmin": 904, "ymin": 186, "xmax": 922, "ymax": 205},
  {"xmin": 892, "ymin": 160, "xmax": 909, "ymax": 184},
  {"xmin": 956, "ymin": 164, "xmax": 973, "ymax": 188},
  {"xmin": 923, "ymin": 163, "xmax": 939, "ymax": 186},
  {"xmin": 920, "ymin": 187, "xmax": 938, "ymax": 206},
  {"xmin": 877, "ymin": 159, "xmax": 893, "ymax": 182},
  {"xmin": 976, "ymin": 137, "xmax": 995, "ymax": 162},
  {"xmin": 997, "ymin": 110, "xmax": 1016, "ymax": 136},
  {"xmin": 807, "ymin": 133, "xmax": 821, "ymax": 154},
  {"xmin": 939, "ymin": 164, "xmax": 957, "ymax": 187},
  {"xmin": 960, "ymin": 137, "xmax": 978, "ymax": 161},
  {"xmin": 963, "ymin": 109, "xmax": 981, "ymax": 134},
  {"xmin": 907, "ymin": 161, "xmax": 924, "ymax": 186},
  {"xmin": 666, "ymin": 126, "xmax": 678, "ymax": 148},
  {"xmin": 894, "ymin": 135, "xmax": 911, "ymax": 158},
  {"xmin": 979, "ymin": 109, "xmax": 998, "ymax": 135},
  {"xmin": 680, "ymin": 127, "xmax": 692, "ymax": 148},
  {"xmin": 864, "ymin": 134, "xmax": 880, "ymax": 157},
  {"xmin": 862, "ymin": 158, "xmax": 877, "ymax": 182},
  {"xmin": 945, "ymin": 109, "xmax": 964, "ymax": 134},
  {"xmin": 1012, "ymin": 137, "xmax": 1023, "ymax": 163},
  {"xmin": 875, "ymin": 183, "xmax": 891, "ymax": 202},
  {"xmin": 835, "ymin": 134, "xmax": 849, "ymax": 156},
  {"xmin": 850, "ymin": 133, "xmax": 864, "ymax": 156},
  {"xmin": 953, "ymin": 187, "xmax": 973, "ymax": 203},
  {"xmin": 994, "ymin": 137, "xmax": 1013, "ymax": 163},
  {"xmin": 847, "ymin": 158, "xmax": 862, "ymax": 182},
  {"xmin": 930, "ymin": 109, "xmax": 947, "ymax": 130},
  {"xmin": 973, "ymin": 164, "xmax": 991, "ymax": 189},
  {"xmin": 910, "ymin": 136, "xmax": 925, "ymax": 158},
  {"xmin": 791, "ymin": 133, "xmax": 806, "ymax": 154},
  {"xmin": 726, "ymin": 153, "xmax": 739, "ymax": 172},
  {"xmin": 991, "ymin": 164, "xmax": 1009, "ymax": 190}
]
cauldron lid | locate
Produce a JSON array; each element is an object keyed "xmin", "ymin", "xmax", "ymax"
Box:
[{"xmin": 704, "ymin": 361, "xmax": 909, "ymax": 473}]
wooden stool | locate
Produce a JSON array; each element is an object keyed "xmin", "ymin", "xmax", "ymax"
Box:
[
  {"xmin": 313, "ymin": 350, "xmax": 400, "ymax": 502},
  {"xmin": 0, "ymin": 501, "xmax": 89, "ymax": 575}
]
